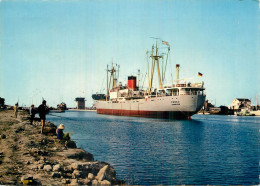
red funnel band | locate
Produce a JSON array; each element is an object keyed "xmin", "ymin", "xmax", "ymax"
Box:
[{"xmin": 128, "ymin": 79, "xmax": 136, "ymax": 89}]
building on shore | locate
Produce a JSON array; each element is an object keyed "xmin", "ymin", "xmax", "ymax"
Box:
[
  {"xmin": 204, "ymin": 100, "xmax": 215, "ymax": 111},
  {"xmin": 75, "ymin": 97, "xmax": 86, "ymax": 110},
  {"xmin": 231, "ymin": 98, "xmax": 251, "ymax": 110}
]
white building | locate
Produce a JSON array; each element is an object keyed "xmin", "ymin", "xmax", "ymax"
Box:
[{"xmin": 231, "ymin": 98, "xmax": 251, "ymax": 110}]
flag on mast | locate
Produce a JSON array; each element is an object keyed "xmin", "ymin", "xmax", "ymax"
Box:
[
  {"xmin": 198, "ymin": 72, "xmax": 203, "ymax": 77},
  {"xmin": 162, "ymin": 41, "xmax": 169, "ymax": 45}
]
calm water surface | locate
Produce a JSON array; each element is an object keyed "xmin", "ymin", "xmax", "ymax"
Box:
[{"xmin": 48, "ymin": 111, "xmax": 260, "ymax": 185}]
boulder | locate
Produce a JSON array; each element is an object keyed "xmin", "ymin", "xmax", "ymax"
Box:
[
  {"xmin": 38, "ymin": 164, "xmax": 44, "ymax": 169},
  {"xmin": 51, "ymin": 172, "xmax": 61, "ymax": 178},
  {"xmin": 95, "ymin": 165, "xmax": 115, "ymax": 181},
  {"xmin": 38, "ymin": 159, "xmax": 44, "ymax": 164},
  {"xmin": 53, "ymin": 164, "xmax": 61, "ymax": 172},
  {"xmin": 66, "ymin": 140, "xmax": 77, "ymax": 148},
  {"xmin": 100, "ymin": 180, "xmax": 111, "ymax": 185},
  {"xmin": 38, "ymin": 157, "xmax": 45, "ymax": 164},
  {"xmin": 71, "ymin": 163, "xmax": 80, "ymax": 170},
  {"xmin": 43, "ymin": 164, "xmax": 52, "ymax": 172},
  {"xmin": 58, "ymin": 148, "xmax": 94, "ymax": 161},
  {"xmin": 45, "ymin": 126, "xmax": 56, "ymax": 134},
  {"xmin": 31, "ymin": 165, "xmax": 38, "ymax": 170},
  {"xmin": 88, "ymin": 173, "xmax": 94, "ymax": 180},
  {"xmin": 80, "ymin": 178, "xmax": 91, "ymax": 185},
  {"xmin": 69, "ymin": 179, "xmax": 78, "ymax": 186},
  {"xmin": 92, "ymin": 179, "xmax": 99, "ymax": 185},
  {"xmin": 72, "ymin": 170, "xmax": 81, "ymax": 179},
  {"xmin": 64, "ymin": 166, "xmax": 72, "ymax": 173},
  {"xmin": 87, "ymin": 162, "xmax": 108, "ymax": 175},
  {"xmin": 21, "ymin": 175, "xmax": 33, "ymax": 182},
  {"xmin": 20, "ymin": 174, "xmax": 39, "ymax": 185},
  {"xmin": 61, "ymin": 179, "xmax": 68, "ymax": 184},
  {"xmin": 40, "ymin": 156, "xmax": 46, "ymax": 161}
]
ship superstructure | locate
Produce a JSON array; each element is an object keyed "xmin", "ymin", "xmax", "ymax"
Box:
[{"xmin": 92, "ymin": 40, "xmax": 206, "ymax": 119}]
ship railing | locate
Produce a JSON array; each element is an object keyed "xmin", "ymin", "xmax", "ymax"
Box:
[
  {"xmin": 179, "ymin": 91, "xmax": 205, "ymax": 96},
  {"xmin": 147, "ymin": 91, "xmax": 205, "ymax": 97},
  {"xmin": 190, "ymin": 82, "xmax": 204, "ymax": 88}
]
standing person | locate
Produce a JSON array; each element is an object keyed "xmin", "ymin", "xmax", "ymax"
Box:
[
  {"xmin": 29, "ymin": 104, "xmax": 36, "ymax": 125},
  {"xmin": 38, "ymin": 100, "xmax": 48, "ymax": 134},
  {"xmin": 14, "ymin": 103, "xmax": 18, "ymax": 118}
]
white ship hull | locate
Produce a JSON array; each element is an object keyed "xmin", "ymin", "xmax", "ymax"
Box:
[{"xmin": 94, "ymin": 94, "xmax": 206, "ymax": 119}]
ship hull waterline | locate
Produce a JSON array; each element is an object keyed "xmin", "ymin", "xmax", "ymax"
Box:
[
  {"xmin": 97, "ymin": 109, "xmax": 198, "ymax": 119},
  {"xmin": 94, "ymin": 95, "xmax": 206, "ymax": 119}
]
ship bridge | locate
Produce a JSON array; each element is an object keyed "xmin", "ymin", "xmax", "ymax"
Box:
[{"xmin": 161, "ymin": 82, "xmax": 205, "ymax": 97}]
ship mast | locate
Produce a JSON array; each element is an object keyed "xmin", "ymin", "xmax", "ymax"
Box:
[
  {"xmin": 148, "ymin": 39, "xmax": 170, "ymax": 94},
  {"xmin": 106, "ymin": 62, "xmax": 120, "ymax": 101},
  {"xmin": 106, "ymin": 65, "xmax": 108, "ymax": 101},
  {"xmin": 155, "ymin": 42, "xmax": 163, "ymax": 89}
]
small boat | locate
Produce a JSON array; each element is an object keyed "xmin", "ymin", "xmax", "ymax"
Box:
[
  {"xmin": 236, "ymin": 108, "xmax": 255, "ymax": 116},
  {"xmin": 250, "ymin": 110, "xmax": 260, "ymax": 116}
]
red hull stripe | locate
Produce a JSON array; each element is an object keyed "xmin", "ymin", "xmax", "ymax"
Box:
[{"xmin": 97, "ymin": 109, "xmax": 195, "ymax": 119}]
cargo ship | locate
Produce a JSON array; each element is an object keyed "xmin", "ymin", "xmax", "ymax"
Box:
[{"xmin": 92, "ymin": 40, "xmax": 206, "ymax": 119}]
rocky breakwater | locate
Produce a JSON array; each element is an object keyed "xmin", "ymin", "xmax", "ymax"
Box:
[{"xmin": 0, "ymin": 110, "xmax": 123, "ymax": 185}]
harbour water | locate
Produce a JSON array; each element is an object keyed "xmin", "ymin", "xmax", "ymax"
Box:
[{"xmin": 48, "ymin": 111, "xmax": 260, "ymax": 185}]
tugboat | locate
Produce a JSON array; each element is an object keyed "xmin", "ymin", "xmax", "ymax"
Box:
[
  {"xmin": 49, "ymin": 102, "xmax": 67, "ymax": 113},
  {"xmin": 92, "ymin": 40, "xmax": 206, "ymax": 119},
  {"xmin": 57, "ymin": 102, "xmax": 67, "ymax": 111}
]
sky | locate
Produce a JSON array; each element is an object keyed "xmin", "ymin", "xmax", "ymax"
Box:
[{"xmin": 0, "ymin": 0, "xmax": 259, "ymax": 108}]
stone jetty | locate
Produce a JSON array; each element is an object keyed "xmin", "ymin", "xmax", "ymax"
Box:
[{"xmin": 0, "ymin": 110, "xmax": 123, "ymax": 185}]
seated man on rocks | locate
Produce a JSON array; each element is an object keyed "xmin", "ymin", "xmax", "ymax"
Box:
[
  {"xmin": 56, "ymin": 124, "xmax": 76, "ymax": 148},
  {"xmin": 56, "ymin": 124, "xmax": 70, "ymax": 141}
]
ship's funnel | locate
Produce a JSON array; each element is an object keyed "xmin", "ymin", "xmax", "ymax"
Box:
[
  {"xmin": 176, "ymin": 64, "xmax": 180, "ymax": 84},
  {"xmin": 128, "ymin": 76, "xmax": 136, "ymax": 90}
]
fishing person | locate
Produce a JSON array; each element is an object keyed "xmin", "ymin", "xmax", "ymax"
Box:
[
  {"xmin": 29, "ymin": 104, "xmax": 36, "ymax": 125},
  {"xmin": 38, "ymin": 100, "xmax": 48, "ymax": 134},
  {"xmin": 56, "ymin": 124, "xmax": 70, "ymax": 142},
  {"xmin": 14, "ymin": 103, "xmax": 18, "ymax": 118}
]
